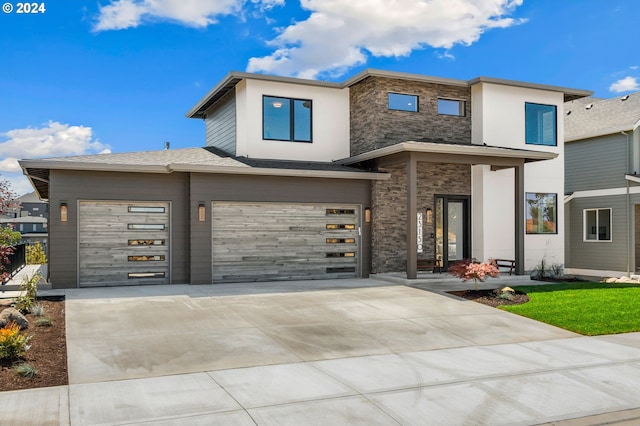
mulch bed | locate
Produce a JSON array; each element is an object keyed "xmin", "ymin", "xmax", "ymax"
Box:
[
  {"xmin": 0, "ymin": 297, "xmax": 67, "ymax": 392},
  {"xmin": 448, "ymin": 289, "xmax": 529, "ymax": 307}
]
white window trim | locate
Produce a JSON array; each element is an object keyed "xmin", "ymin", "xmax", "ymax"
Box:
[{"xmin": 583, "ymin": 208, "xmax": 612, "ymax": 242}]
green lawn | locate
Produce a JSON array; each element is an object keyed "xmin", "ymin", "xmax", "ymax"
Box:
[{"xmin": 501, "ymin": 282, "xmax": 640, "ymax": 335}]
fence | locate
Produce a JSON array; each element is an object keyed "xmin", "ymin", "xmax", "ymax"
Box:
[{"xmin": 3, "ymin": 243, "xmax": 26, "ymax": 283}]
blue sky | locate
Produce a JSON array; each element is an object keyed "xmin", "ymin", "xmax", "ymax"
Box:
[{"xmin": 0, "ymin": 0, "xmax": 638, "ymax": 195}]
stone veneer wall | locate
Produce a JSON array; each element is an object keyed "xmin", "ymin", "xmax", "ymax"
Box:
[
  {"xmin": 371, "ymin": 162, "xmax": 471, "ymax": 273},
  {"xmin": 350, "ymin": 77, "xmax": 471, "ymax": 156}
]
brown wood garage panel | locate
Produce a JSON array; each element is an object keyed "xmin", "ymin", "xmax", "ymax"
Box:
[
  {"xmin": 79, "ymin": 201, "xmax": 170, "ymax": 287},
  {"xmin": 212, "ymin": 202, "xmax": 360, "ymax": 282}
]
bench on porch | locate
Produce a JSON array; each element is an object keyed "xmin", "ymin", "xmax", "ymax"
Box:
[
  {"xmin": 417, "ymin": 258, "xmax": 442, "ymax": 273},
  {"xmin": 491, "ymin": 258, "xmax": 516, "ymax": 275}
]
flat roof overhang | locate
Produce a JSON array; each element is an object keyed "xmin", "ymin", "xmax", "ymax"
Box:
[{"xmin": 339, "ymin": 141, "xmax": 558, "ymax": 167}]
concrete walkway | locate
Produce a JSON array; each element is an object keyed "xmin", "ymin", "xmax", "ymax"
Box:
[{"xmin": 2, "ymin": 277, "xmax": 640, "ymax": 425}]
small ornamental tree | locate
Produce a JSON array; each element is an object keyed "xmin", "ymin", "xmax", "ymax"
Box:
[
  {"xmin": 0, "ymin": 179, "xmax": 21, "ymax": 281},
  {"xmin": 448, "ymin": 259, "xmax": 501, "ymax": 290}
]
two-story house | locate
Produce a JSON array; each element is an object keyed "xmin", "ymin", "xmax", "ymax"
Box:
[
  {"xmin": 19, "ymin": 69, "xmax": 590, "ymax": 289},
  {"xmin": 565, "ymin": 92, "xmax": 640, "ymax": 278},
  {"xmin": 0, "ymin": 191, "xmax": 48, "ymax": 248}
]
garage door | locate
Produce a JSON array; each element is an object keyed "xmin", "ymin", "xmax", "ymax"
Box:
[
  {"xmin": 212, "ymin": 203, "xmax": 360, "ymax": 282},
  {"xmin": 79, "ymin": 201, "xmax": 170, "ymax": 287}
]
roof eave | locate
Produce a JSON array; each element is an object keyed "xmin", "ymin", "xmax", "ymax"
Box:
[
  {"xmin": 339, "ymin": 142, "xmax": 558, "ymax": 165},
  {"xmin": 469, "ymin": 76, "xmax": 593, "ymax": 101},
  {"xmin": 565, "ymin": 125, "xmax": 636, "ymax": 143}
]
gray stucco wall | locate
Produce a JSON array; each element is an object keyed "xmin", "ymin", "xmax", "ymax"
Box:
[
  {"xmin": 565, "ymin": 134, "xmax": 629, "ymax": 193},
  {"xmin": 565, "ymin": 194, "xmax": 640, "ymax": 272},
  {"xmin": 205, "ymin": 90, "xmax": 236, "ymax": 155},
  {"xmin": 350, "ymin": 77, "xmax": 471, "ymax": 156},
  {"xmin": 371, "ymin": 161, "xmax": 471, "ymax": 273},
  {"xmin": 49, "ymin": 170, "xmax": 190, "ymax": 289}
]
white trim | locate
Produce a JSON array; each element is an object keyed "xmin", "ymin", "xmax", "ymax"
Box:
[
  {"xmin": 565, "ymin": 186, "xmax": 640, "ymax": 202},
  {"xmin": 583, "ymin": 208, "xmax": 612, "ymax": 242},
  {"xmin": 626, "ymin": 174, "xmax": 640, "ymax": 184},
  {"xmin": 565, "ymin": 268, "xmax": 629, "ymax": 279}
]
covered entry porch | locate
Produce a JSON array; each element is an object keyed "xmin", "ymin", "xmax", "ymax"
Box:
[{"xmin": 342, "ymin": 141, "xmax": 558, "ymax": 279}]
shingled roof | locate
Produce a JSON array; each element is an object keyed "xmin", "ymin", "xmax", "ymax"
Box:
[
  {"xmin": 565, "ymin": 91, "xmax": 640, "ymax": 142},
  {"xmin": 19, "ymin": 147, "xmax": 386, "ymax": 200}
]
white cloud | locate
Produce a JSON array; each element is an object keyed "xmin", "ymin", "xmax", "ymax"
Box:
[
  {"xmin": 609, "ymin": 76, "xmax": 640, "ymax": 93},
  {"xmin": 93, "ymin": 0, "xmax": 283, "ymax": 31},
  {"xmin": 247, "ymin": 0, "xmax": 526, "ymax": 78},
  {"xmin": 0, "ymin": 121, "xmax": 111, "ymax": 195}
]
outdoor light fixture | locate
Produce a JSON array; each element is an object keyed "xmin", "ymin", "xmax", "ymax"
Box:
[
  {"xmin": 60, "ymin": 203, "xmax": 68, "ymax": 222},
  {"xmin": 365, "ymin": 207, "xmax": 371, "ymax": 223},
  {"xmin": 198, "ymin": 203, "xmax": 206, "ymax": 222},
  {"xmin": 272, "ymin": 101, "xmax": 283, "ymax": 108},
  {"xmin": 426, "ymin": 207, "xmax": 433, "ymax": 224}
]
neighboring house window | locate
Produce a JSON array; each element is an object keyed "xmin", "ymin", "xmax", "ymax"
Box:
[
  {"xmin": 526, "ymin": 193, "xmax": 557, "ymax": 234},
  {"xmin": 584, "ymin": 208, "xmax": 612, "ymax": 241},
  {"xmin": 438, "ymin": 99, "xmax": 465, "ymax": 116},
  {"xmin": 525, "ymin": 102, "xmax": 557, "ymax": 146},
  {"xmin": 263, "ymin": 96, "xmax": 312, "ymax": 142},
  {"xmin": 388, "ymin": 93, "xmax": 418, "ymax": 112}
]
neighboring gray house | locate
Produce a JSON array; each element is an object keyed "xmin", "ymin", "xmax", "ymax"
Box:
[
  {"xmin": 19, "ymin": 69, "xmax": 589, "ymax": 289},
  {"xmin": 565, "ymin": 91, "xmax": 640, "ymax": 278},
  {"xmin": 1, "ymin": 191, "xmax": 48, "ymax": 248}
]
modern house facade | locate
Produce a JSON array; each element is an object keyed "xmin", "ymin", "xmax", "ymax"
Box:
[
  {"xmin": 564, "ymin": 92, "xmax": 640, "ymax": 278},
  {"xmin": 1, "ymin": 191, "xmax": 48, "ymax": 248},
  {"xmin": 20, "ymin": 70, "xmax": 591, "ymax": 289}
]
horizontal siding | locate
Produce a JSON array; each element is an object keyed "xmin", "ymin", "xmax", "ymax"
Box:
[
  {"xmin": 566, "ymin": 194, "xmax": 637, "ymax": 271},
  {"xmin": 205, "ymin": 90, "xmax": 236, "ymax": 154},
  {"xmin": 565, "ymin": 134, "xmax": 628, "ymax": 193}
]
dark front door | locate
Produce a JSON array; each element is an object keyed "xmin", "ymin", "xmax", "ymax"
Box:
[{"xmin": 435, "ymin": 195, "xmax": 470, "ymax": 270}]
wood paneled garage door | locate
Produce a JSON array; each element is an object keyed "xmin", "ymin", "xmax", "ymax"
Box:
[
  {"xmin": 79, "ymin": 201, "xmax": 170, "ymax": 287},
  {"xmin": 212, "ymin": 203, "xmax": 360, "ymax": 282}
]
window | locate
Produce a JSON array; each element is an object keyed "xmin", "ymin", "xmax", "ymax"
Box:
[
  {"xmin": 128, "ymin": 206, "xmax": 165, "ymax": 213},
  {"xmin": 584, "ymin": 208, "xmax": 612, "ymax": 241},
  {"xmin": 525, "ymin": 102, "xmax": 557, "ymax": 146},
  {"xmin": 438, "ymin": 99, "xmax": 465, "ymax": 116},
  {"xmin": 526, "ymin": 193, "xmax": 557, "ymax": 234},
  {"xmin": 263, "ymin": 96, "xmax": 312, "ymax": 142},
  {"xmin": 388, "ymin": 93, "xmax": 418, "ymax": 112}
]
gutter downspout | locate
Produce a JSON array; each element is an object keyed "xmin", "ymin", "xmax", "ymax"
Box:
[{"xmin": 623, "ymin": 131, "xmax": 631, "ymax": 276}]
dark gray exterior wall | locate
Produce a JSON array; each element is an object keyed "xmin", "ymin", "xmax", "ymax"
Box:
[
  {"xmin": 565, "ymin": 194, "xmax": 640, "ymax": 272},
  {"xmin": 48, "ymin": 170, "xmax": 191, "ymax": 289},
  {"xmin": 350, "ymin": 77, "xmax": 471, "ymax": 156},
  {"xmin": 205, "ymin": 90, "xmax": 236, "ymax": 155},
  {"xmin": 48, "ymin": 169, "xmax": 371, "ymax": 288},
  {"xmin": 371, "ymin": 161, "xmax": 471, "ymax": 273},
  {"xmin": 190, "ymin": 173, "xmax": 372, "ymax": 284},
  {"xmin": 566, "ymin": 134, "xmax": 629, "ymax": 193}
]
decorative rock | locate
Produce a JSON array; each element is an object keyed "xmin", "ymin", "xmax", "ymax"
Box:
[
  {"xmin": 605, "ymin": 277, "xmax": 618, "ymax": 283},
  {"xmin": 0, "ymin": 307, "xmax": 29, "ymax": 330},
  {"xmin": 500, "ymin": 287, "xmax": 515, "ymax": 294}
]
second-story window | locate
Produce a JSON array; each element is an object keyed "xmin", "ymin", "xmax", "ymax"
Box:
[
  {"xmin": 263, "ymin": 96, "xmax": 312, "ymax": 143},
  {"xmin": 438, "ymin": 99, "xmax": 465, "ymax": 116},
  {"xmin": 388, "ymin": 93, "xmax": 418, "ymax": 112},
  {"xmin": 525, "ymin": 102, "xmax": 557, "ymax": 146}
]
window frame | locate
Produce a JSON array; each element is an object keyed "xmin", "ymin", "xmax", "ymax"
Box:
[
  {"xmin": 388, "ymin": 92, "xmax": 419, "ymax": 112},
  {"xmin": 437, "ymin": 98, "xmax": 466, "ymax": 117},
  {"xmin": 262, "ymin": 95, "xmax": 313, "ymax": 143},
  {"xmin": 525, "ymin": 193, "xmax": 558, "ymax": 235},
  {"xmin": 525, "ymin": 102, "xmax": 557, "ymax": 146},
  {"xmin": 583, "ymin": 208, "xmax": 612, "ymax": 242}
]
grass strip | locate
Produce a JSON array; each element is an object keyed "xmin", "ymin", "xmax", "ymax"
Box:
[{"xmin": 500, "ymin": 282, "xmax": 640, "ymax": 335}]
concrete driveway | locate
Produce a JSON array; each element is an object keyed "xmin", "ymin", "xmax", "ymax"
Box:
[{"xmin": 3, "ymin": 278, "xmax": 640, "ymax": 425}]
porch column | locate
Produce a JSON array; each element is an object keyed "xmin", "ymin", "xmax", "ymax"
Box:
[
  {"xmin": 407, "ymin": 154, "xmax": 418, "ymax": 279},
  {"xmin": 514, "ymin": 161, "xmax": 525, "ymax": 275}
]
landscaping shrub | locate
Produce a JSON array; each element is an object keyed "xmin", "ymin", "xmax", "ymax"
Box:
[
  {"xmin": 0, "ymin": 321, "xmax": 31, "ymax": 360},
  {"xmin": 14, "ymin": 272, "xmax": 40, "ymax": 314},
  {"xmin": 26, "ymin": 243, "xmax": 47, "ymax": 265}
]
